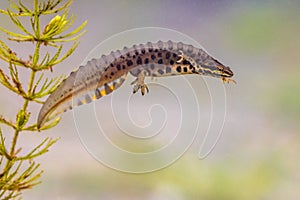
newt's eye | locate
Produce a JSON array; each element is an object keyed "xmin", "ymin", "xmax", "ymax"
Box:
[{"xmin": 217, "ymin": 66, "xmax": 224, "ymax": 71}]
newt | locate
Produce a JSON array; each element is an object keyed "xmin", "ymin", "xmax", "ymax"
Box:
[{"xmin": 37, "ymin": 40, "xmax": 235, "ymax": 128}]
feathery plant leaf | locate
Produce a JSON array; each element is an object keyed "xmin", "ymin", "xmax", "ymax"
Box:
[{"xmin": 7, "ymin": 9, "xmax": 33, "ymax": 37}]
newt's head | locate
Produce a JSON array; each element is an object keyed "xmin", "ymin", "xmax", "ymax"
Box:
[{"xmin": 193, "ymin": 56, "xmax": 235, "ymax": 83}]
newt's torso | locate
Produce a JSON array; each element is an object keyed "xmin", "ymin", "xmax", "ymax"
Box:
[{"xmin": 37, "ymin": 40, "xmax": 235, "ymax": 128}]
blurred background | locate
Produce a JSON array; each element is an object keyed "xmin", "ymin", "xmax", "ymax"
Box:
[{"xmin": 1, "ymin": 0, "xmax": 300, "ymax": 199}]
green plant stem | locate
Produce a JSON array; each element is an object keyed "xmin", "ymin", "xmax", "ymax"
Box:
[
  {"xmin": 9, "ymin": 130, "xmax": 19, "ymax": 156},
  {"xmin": 27, "ymin": 69, "xmax": 36, "ymax": 99},
  {"xmin": 10, "ymin": 40, "xmax": 39, "ymax": 156}
]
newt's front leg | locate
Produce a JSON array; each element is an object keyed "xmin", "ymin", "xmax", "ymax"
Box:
[
  {"xmin": 222, "ymin": 77, "xmax": 237, "ymax": 84},
  {"xmin": 131, "ymin": 70, "xmax": 149, "ymax": 95}
]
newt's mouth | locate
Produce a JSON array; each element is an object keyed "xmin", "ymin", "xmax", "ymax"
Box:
[{"xmin": 218, "ymin": 65, "xmax": 234, "ymax": 78}]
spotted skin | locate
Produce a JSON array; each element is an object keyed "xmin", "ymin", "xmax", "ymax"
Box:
[{"xmin": 37, "ymin": 40, "xmax": 235, "ymax": 128}]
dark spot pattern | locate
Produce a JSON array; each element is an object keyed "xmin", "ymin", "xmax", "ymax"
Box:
[
  {"xmin": 113, "ymin": 80, "xmax": 118, "ymax": 88},
  {"xmin": 176, "ymin": 66, "xmax": 182, "ymax": 73},
  {"xmin": 177, "ymin": 42, "xmax": 183, "ymax": 50},
  {"xmin": 187, "ymin": 45, "xmax": 194, "ymax": 53},
  {"xmin": 157, "ymin": 41, "xmax": 164, "ymax": 49},
  {"xmin": 167, "ymin": 41, "xmax": 173, "ymax": 50},
  {"xmin": 158, "ymin": 59, "xmax": 163, "ymax": 64},
  {"xmin": 183, "ymin": 60, "xmax": 190, "ymax": 65},
  {"xmin": 144, "ymin": 58, "xmax": 149, "ymax": 64},
  {"xmin": 104, "ymin": 83, "xmax": 112, "ymax": 94},
  {"xmin": 85, "ymin": 94, "xmax": 92, "ymax": 103},
  {"xmin": 137, "ymin": 57, "xmax": 142, "ymax": 65},
  {"xmin": 136, "ymin": 69, "xmax": 141, "ymax": 75},
  {"xmin": 127, "ymin": 60, "xmax": 133, "ymax": 66},
  {"xmin": 158, "ymin": 69, "xmax": 164, "ymax": 75},
  {"xmin": 151, "ymin": 54, "xmax": 156, "ymax": 60},
  {"xmin": 166, "ymin": 52, "xmax": 170, "ymax": 59},
  {"xmin": 166, "ymin": 67, "xmax": 171, "ymax": 73},
  {"xmin": 95, "ymin": 88, "xmax": 102, "ymax": 98}
]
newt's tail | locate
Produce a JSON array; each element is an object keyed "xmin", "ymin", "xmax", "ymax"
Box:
[{"xmin": 37, "ymin": 58, "xmax": 127, "ymax": 129}]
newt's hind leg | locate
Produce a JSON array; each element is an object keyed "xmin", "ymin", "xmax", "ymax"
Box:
[{"xmin": 131, "ymin": 70, "xmax": 149, "ymax": 95}]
